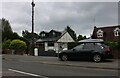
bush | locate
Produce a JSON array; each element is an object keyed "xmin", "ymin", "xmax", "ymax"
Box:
[
  {"xmin": 105, "ymin": 41, "xmax": 118, "ymax": 50},
  {"xmin": 2, "ymin": 39, "xmax": 11, "ymax": 49},
  {"xmin": 9, "ymin": 39, "xmax": 27, "ymax": 51}
]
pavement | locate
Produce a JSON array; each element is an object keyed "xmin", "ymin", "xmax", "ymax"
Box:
[{"xmin": 2, "ymin": 54, "xmax": 120, "ymax": 70}]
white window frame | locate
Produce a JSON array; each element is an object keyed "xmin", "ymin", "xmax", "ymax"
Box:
[
  {"xmin": 97, "ymin": 29, "xmax": 103, "ymax": 38},
  {"xmin": 53, "ymin": 32, "xmax": 55, "ymax": 36},
  {"xmin": 41, "ymin": 33, "xmax": 45, "ymax": 37},
  {"xmin": 114, "ymin": 28, "xmax": 120, "ymax": 37}
]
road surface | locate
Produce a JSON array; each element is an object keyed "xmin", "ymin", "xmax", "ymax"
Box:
[{"xmin": 2, "ymin": 55, "xmax": 119, "ymax": 78}]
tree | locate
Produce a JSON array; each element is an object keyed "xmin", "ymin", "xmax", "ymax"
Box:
[
  {"xmin": 1, "ymin": 18, "xmax": 20, "ymax": 41},
  {"xmin": 22, "ymin": 30, "xmax": 40, "ymax": 55},
  {"xmin": 9, "ymin": 39, "xmax": 27, "ymax": 51},
  {"xmin": 65, "ymin": 26, "xmax": 77, "ymax": 49},
  {"xmin": 2, "ymin": 39, "xmax": 11, "ymax": 49},
  {"xmin": 77, "ymin": 35, "xmax": 86, "ymax": 41},
  {"xmin": 65, "ymin": 26, "xmax": 77, "ymax": 41},
  {"xmin": 18, "ymin": 37, "xmax": 30, "ymax": 54},
  {"xmin": 22, "ymin": 30, "xmax": 39, "ymax": 41},
  {"xmin": 11, "ymin": 32, "xmax": 20, "ymax": 40},
  {"xmin": 1, "ymin": 18, "xmax": 13, "ymax": 41}
]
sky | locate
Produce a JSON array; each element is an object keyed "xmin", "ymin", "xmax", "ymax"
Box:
[{"xmin": 1, "ymin": 0, "xmax": 119, "ymax": 37}]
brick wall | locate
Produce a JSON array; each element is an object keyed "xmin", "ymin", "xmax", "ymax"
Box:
[{"xmin": 2, "ymin": 49, "xmax": 25, "ymax": 55}]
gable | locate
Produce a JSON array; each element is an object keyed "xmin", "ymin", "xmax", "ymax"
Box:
[{"xmin": 57, "ymin": 32, "xmax": 74, "ymax": 42}]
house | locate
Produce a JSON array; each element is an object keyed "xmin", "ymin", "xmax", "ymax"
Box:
[
  {"xmin": 92, "ymin": 25, "xmax": 120, "ymax": 42},
  {"xmin": 35, "ymin": 30, "xmax": 75, "ymax": 56}
]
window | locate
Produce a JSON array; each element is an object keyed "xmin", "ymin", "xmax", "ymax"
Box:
[
  {"xmin": 48, "ymin": 42, "xmax": 54, "ymax": 46},
  {"xmin": 97, "ymin": 29, "xmax": 103, "ymax": 38},
  {"xmin": 41, "ymin": 33, "xmax": 45, "ymax": 37},
  {"xmin": 114, "ymin": 28, "xmax": 120, "ymax": 36},
  {"xmin": 73, "ymin": 44, "xmax": 85, "ymax": 50},
  {"xmin": 53, "ymin": 32, "xmax": 55, "ymax": 36},
  {"xmin": 84, "ymin": 43, "xmax": 94, "ymax": 50}
]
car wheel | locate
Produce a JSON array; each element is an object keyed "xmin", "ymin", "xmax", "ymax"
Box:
[
  {"xmin": 93, "ymin": 54, "xmax": 101, "ymax": 63},
  {"xmin": 61, "ymin": 54, "xmax": 68, "ymax": 61}
]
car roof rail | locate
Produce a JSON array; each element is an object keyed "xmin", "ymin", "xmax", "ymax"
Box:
[{"xmin": 79, "ymin": 39, "xmax": 104, "ymax": 43}]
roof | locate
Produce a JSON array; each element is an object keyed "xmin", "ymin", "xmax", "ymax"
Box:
[
  {"xmin": 36, "ymin": 30, "xmax": 66, "ymax": 42},
  {"xmin": 49, "ymin": 30, "xmax": 62, "ymax": 33},
  {"xmin": 79, "ymin": 39, "xmax": 104, "ymax": 43},
  {"xmin": 94, "ymin": 25, "xmax": 120, "ymax": 30},
  {"xmin": 36, "ymin": 30, "xmax": 75, "ymax": 43}
]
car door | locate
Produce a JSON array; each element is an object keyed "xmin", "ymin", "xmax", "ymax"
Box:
[
  {"xmin": 80, "ymin": 43, "xmax": 94, "ymax": 60},
  {"xmin": 66, "ymin": 49, "xmax": 77, "ymax": 60},
  {"xmin": 72, "ymin": 44, "xmax": 85, "ymax": 60}
]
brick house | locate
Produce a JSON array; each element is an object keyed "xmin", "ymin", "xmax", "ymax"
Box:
[
  {"xmin": 92, "ymin": 25, "xmax": 120, "ymax": 42},
  {"xmin": 92, "ymin": 25, "xmax": 120, "ymax": 59}
]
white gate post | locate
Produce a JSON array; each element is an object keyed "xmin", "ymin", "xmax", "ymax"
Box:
[{"xmin": 34, "ymin": 48, "xmax": 38, "ymax": 56}]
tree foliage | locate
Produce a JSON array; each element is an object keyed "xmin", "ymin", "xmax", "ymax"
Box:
[
  {"xmin": 1, "ymin": 18, "xmax": 13, "ymax": 41},
  {"xmin": 9, "ymin": 39, "xmax": 27, "ymax": 51},
  {"xmin": 1, "ymin": 18, "xmax": 19, "ymax": 41},
  {"xmin": 65, "ymin": 26, "xmax": 77, "ymax": 41},
  {"xmin": 2, "ymin": 39, "xmax": 11, "ymax": 49},
  {"xmin": 105, "ymin": 41, "xmax": 118, "ymax": 50},
  {"xmin": 77, "ymin": 35, "xmax": 86, "ymax": 41},
  {"xmin": 22, "ymin": 30, "xmax": 39, "ymax": 41},
  {"xmin": 65, "ymin": 26, "xmax": 87, "ymax": 49},
  {"xmin": 22, "ymin": 30, "xmax": 40, "ymax": 53}
]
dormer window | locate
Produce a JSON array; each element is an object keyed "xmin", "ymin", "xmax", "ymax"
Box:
[
  {"xmin": 97, "ymin": 29, "xmax": 103, "ymax": 38},
  {"xmin": 114, "ymin": 28, "xmax": 120, "ymax": 36},
  {"xmin": 41, "ymin": 33, "xmax": 45, "ymax": 37},
  {"xmin": 53, "ymin": 32, "xmax": 55, "ymax": 36}
]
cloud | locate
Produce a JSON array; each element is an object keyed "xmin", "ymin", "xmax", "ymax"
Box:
[{"xmin": 2, "ymin": 2, "xmax": 118, "ymax": 37}]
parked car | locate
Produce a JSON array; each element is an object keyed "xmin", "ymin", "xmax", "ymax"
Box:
[{"xmin": 58, "ymin": 39, "xmax": 113, "ymax": 63}]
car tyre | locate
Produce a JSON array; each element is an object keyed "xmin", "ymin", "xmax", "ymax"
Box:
[
  {"xmin": 61, "ymin": 54, "xmax": 68, "ymax": 61},
  {"xmin": 93, "ymin": 54, "xmax": 101, "ymax": 63}
]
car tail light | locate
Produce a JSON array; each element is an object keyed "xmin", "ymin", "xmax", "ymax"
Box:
[{"xmin": 104, "ymin": 47, "xmax": 110, "ymax": 53}]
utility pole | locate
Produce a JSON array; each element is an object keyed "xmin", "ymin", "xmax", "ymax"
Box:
[
  {"xmin": 31, "ymin": 0, "xmax": 35, "ymax": 56},
  {"xmin": 31, "ymin": 0, "xmax": 35, "ymax": 34}
]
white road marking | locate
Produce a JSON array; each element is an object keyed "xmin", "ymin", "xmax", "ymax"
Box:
[{"xmin": 8, "ymin": 69, "xmax": 49, "ymax": 78}]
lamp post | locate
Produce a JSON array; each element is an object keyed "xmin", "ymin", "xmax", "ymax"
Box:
[{"xmin": 31, "ymin": 0, "xmax": 35, "ymax": 56}]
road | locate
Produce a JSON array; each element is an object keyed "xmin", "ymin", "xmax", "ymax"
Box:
[{"xmin": 2, "ymin": 55, "xmax": 119, "ymax": 78}]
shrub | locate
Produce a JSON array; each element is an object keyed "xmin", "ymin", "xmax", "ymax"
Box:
[
  {"xmin": 2, "ymin": 39, "xmax": 11, "ymax": 49},
  {"xmin": 9, "ymin": 39, "xmax": 27, "ymax": 51},
  {"xmin": 105, "ymin": 41, "xmax": 118, "ymax": 50}
]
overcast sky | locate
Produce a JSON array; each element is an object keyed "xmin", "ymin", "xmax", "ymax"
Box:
[{"xmin": 1, "ymin": 0, "xmax": 119, "ymax": 37}]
